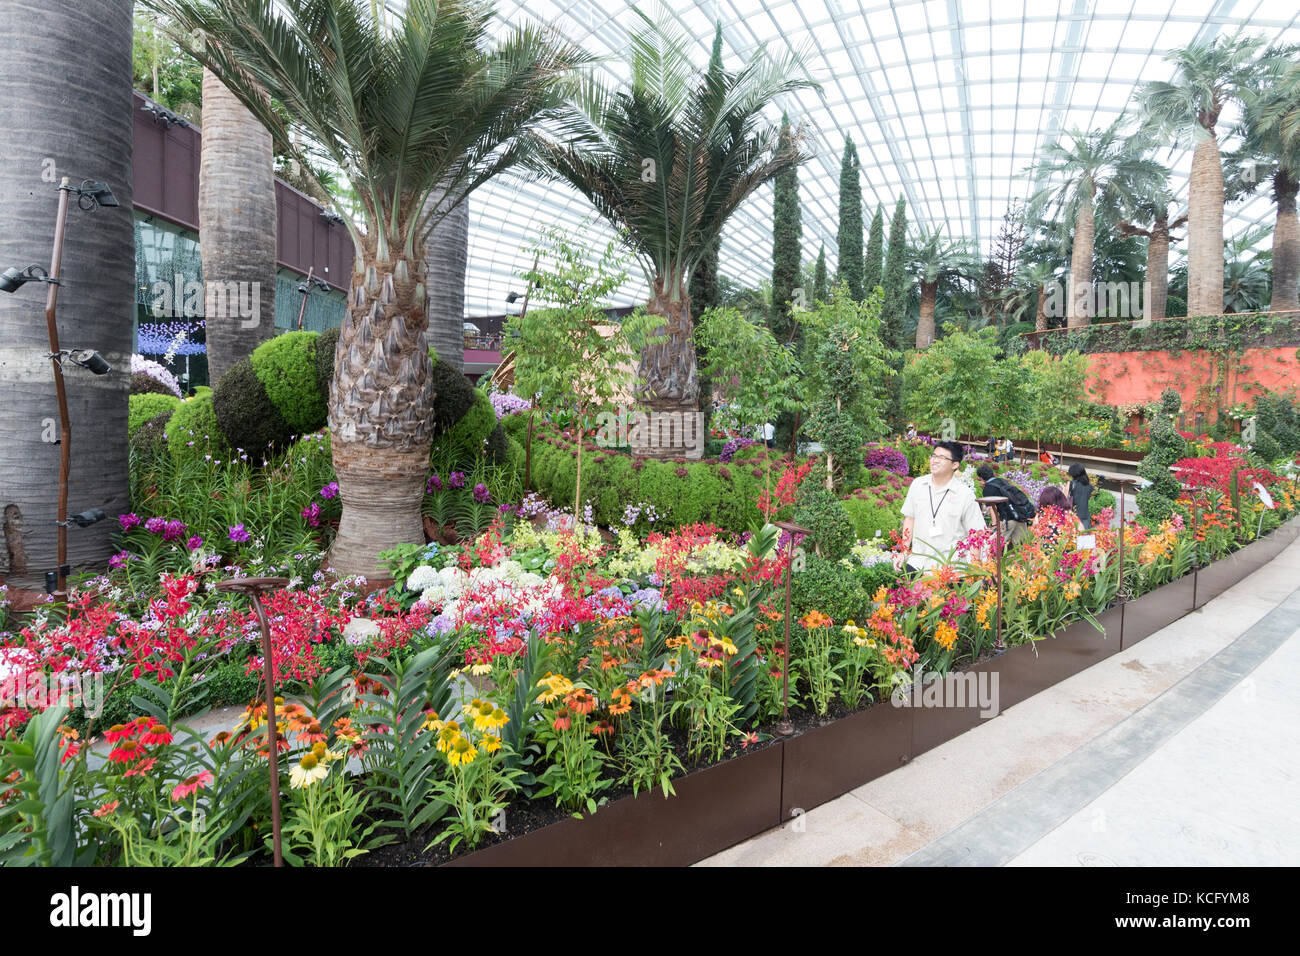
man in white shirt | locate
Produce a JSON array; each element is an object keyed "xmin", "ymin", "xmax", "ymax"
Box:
[{"xmin": 894, "ymin": 440, "xmax": 987, "ymax": 572}]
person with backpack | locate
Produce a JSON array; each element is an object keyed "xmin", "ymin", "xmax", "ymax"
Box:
[
  {"xmin": 975, "ymin": 464, "xmax": 1035, "ymax": 546},
  {"xmin": 1067, "ymin": 462, "xmax": 1093, "ymax": 530}
]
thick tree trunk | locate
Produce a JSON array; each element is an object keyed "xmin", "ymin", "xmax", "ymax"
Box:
[
  {"xmin": 421, "ymin": 185, "xmax": 468, "ymax": 370},
  {"xmin": 1035, "ymin": 287, "xmax": 1048, "ymax": 332},
  {"xmin": 1187, "ymin": 135, "xmax": 1225, "ymax": 317},
  {"xmin": 1068, "ymin": 180, "xmax": 1095, "ymax": 329},
  {"xmin": 916, "ymin": 281, "xmax": 937, "ymax": 349},
  {"xmin": 199, "ymin": 69, "xmax": 277, "ymax": 386},
  {"xmin": 635, "ymin": 279, "xmax": 702, "ymax": 459},
  {"xmin": 0, "ymin": 0, "xmax": 133, "ymax": 586},
  {"xmin": 1146, "ymin": 222, "xmax": 1170, "ymax": 321},
  {"xmin": 1270, "ymin": 173, "xmax": 1300, "ymax": 313},
  {"xmin": 326, "ymin": 243, "xmax": 433, "ymax": 579}
]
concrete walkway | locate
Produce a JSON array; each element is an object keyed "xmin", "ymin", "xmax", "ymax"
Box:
[{"xmin": 699, "ymin": 535, "xmax": 1300, "ymax": 867}]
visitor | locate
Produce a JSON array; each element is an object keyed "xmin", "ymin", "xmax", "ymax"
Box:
[
  {"xmin": 985, "ymin": 435, "xmax": 996, "ymax": 458},
  {"xmin": 761, "ymin": 421, "xmax": 775, "ymax": 448},
  {"xmin": 905, "ymin": 423, "xmax": 918, "ymax": 440},
  {"xmin": 975, "ymin": 464, "xmax": 1034, "ymax": 546},
  {"xmin": 1037, "ymin": 485, "xmax": 1084, "ymax": 543},
  {"xmin": 894, "ymin": 440, "xmax": 987, "ymax": 573},
  {"xmin": 1039, "ymin": 448, "xmax": 1056, "ymax": 466},
  {"xmin": 999, "ymin": 437, "xmax": 1014, "ymax": 462},
  {"xmin": 1068, "ymin": 463, "xmax": 1093, "ymax": 531}
]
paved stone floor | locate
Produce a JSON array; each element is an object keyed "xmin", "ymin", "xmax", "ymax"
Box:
[{"xmin": 699, "ymin": 536, "xmax": 1300, "ymax": 867}]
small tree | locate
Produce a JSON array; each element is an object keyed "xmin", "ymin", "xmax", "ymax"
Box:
[
  {"xmin": 1020, "ymin": 349, "xmax": 1092, "ymax": 448},
  {"xmin": 694, "ymin": 304, "xmax": 800, "ymax": 506},
  {"xmin": 506, "ymin": 230, "xmax": 661, "ymax": 519},
  {"xmin": 799, "ymin": 283, "xmax": 895, "ymax": 490},
  {"xmin": 901, "ymin": 325, "xmax": 1008, "ymax": 439}
]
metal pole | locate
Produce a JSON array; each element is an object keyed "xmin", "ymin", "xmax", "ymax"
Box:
[
  {"xmin": 296, "ymin": 266, "xmax": 314, "ymax": 331},
  {"xmin": 46, "ymin": 179, "xmax": 73, "ymax": 598}
]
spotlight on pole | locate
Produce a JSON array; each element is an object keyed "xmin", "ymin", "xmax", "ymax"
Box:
[
  {"xmin": 73, "ymin": 180, "xmax": 119, "ymax": 209},
  {"xmin": 68, "ymin": 509, "xmax": 106, "ymax": 528},
  {"xmin": 69, "ymin": 349, "xmax": 111, "ymax": 375},
  {"xmin": 0, "ymin": 265, "xmax": 57, "ymax": 293}
]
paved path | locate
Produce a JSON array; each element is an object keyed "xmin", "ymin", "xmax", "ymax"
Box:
[{"xmin": 699, "ymin": 536, "xmax": 1300, "ymax": 867}]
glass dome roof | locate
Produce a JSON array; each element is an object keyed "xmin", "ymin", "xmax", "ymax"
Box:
[{"xmin": 461, "ymin": 0, "xmax": 1300, "ymax": 316}]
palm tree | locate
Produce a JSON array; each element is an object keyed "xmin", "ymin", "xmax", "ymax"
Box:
[
  {"xmin": 1228, "ymin": 55, "xmax": 1300, "ymax": 313},
  {"xmin": 1117, "ymin": 188, "xmax": 1187, "ymax": 321},
  {"xmin": 1012, "ymin": 261, "xmax": 1061, "ymax": 333},
  {"xmin": 199, "ymin": 68, "xmax": 277, "ymax": 386},
  {"xmin": 1221, "ymin": 224, "xmax": 1273, "ymax": 313},
  {"xmin": 529, "ymin": 13, "xmax": 816, "ymax": 457},
  {"xmin": 0, "ymin": 0, "xmax": 135, "ymax": 584},
  {"xmin": 145, "ymin": 0, "xmax": 588, "ymax": 577},
  {"xmin": 1139, "ymin": 35, "xmax": 1278, "ymax": 317},
  {"xmin": 1027, "ymin": 120, "xmax": 1167, "ymax": 329},
  {"xmin": 910, "ymin": 226, "xmax": 974, "ymax": 349}
]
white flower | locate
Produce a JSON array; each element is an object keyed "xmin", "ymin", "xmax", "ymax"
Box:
[{"xmin": 406, "ymin": 565, "xmax": 440, "ymax": 592}]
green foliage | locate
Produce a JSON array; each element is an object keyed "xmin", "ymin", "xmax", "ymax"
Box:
[
  {"xmin": 164, "ymin": 393, "xmax": 230, "ymax": 464},
  {"xmin": 880, "ymin": 195, "xmax": 909, "ymax": 351},
  {"xmin": 315, "ymin": 325, "xmax": 340, "ymax": 401},
  {"xmin": 1135, "ymin": 488, "xmax": 1174, "ymax": 523},
  {"xmin": 129, "ymin": 411, "xmax": 175, "ymax": 473},
  {"xmin": 129, "ymin": 393, "xmax": 182, "ymax": 439},
  {"xmin": 429, "ymin": 357, "xmax": 478, "ymax": 435},
  {"xmin": 813, "ymin": 245, "xmax": 829, "ymax": 304},
  {"xmin": 1020, "ymin": 349, "xmax": 1092, "ymax": 444},
  {"xmin": 694, "ymin": 305, "xmax": 800, "ymax": 437},
  {"xmin": 1090, "ymin": 488, "xmax": 1117, "ymax": 517},
  {"xmin": 864, "ymin": 206, "xmax": 884, "ymax": 294},
  {"xmin": 902, "ymin": 325, "xmax": 1023, "ymax": 438},
  {"xmin": 842, "ymin": 495, "xmax": 902, "ymax": 541},
  {"xmin": 1159, "ymin": 387, "xmax": 1182, "ymax": 417},
  {"xmin": 213, "ymin": 359, "xmax": 294, "ymax": 455},
  {"xmin": 0, "ymin": 706, "xmax": 91, "ymax": 866},
  {"xmin": 771, "ymin": 116, "xmax": 803, "ymax": 340},
  {"xmin": 836, "ymin": 139, "xmax": 864, "ymax": 300},
  {"xmin": 793, "ymin": 484, "xmax": 856, "ymax": 561},
  {"xmin": 251, "ymin": 331, "xmax": 326, "ymax": 434},
  {"xmin": 433, "ymin": 391, "xmax": 497, "ymax": 465},
  {"xmin": 790, "ymin": 554, "xmax": 873, "ymax": 623}
]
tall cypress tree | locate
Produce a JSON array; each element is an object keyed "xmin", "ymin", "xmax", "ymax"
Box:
[
  {"xmin": 836, "ymin": 138, "xmax": 864, "ymax": 300},
  {"xmin": 813, "ymin": 244, "xmax": 828, "ymax": 303},
  {"xmin": 881, "ymin": 195, "xmax": 909, "ymax": 350},
  {"xmin": 864, "ymin": 206, "xmax": 884, "ymax": 294},
  {"xmin": 770, "ymin": 114, "xmax": 801, "ymax": 342}
]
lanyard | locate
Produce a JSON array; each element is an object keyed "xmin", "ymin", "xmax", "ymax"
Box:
[{"xmin": 928, "ymin": 483, "xmax": 950, "ymax": 522}]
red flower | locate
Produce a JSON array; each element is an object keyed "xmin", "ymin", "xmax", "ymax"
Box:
[
  {"xmin": 93, "ymin": 800, "xmax": 120, "ymax": 818},
  {"xmin": 171, "ymin": 770, "xmax": 214, "ymax": 802},
  {"xmin": 139, "ymin": 722, "xmax": 173, "ymax": 747},
  {"xmin": 123, "ymin": 758, "xmax": 157, "ymax": 778}
]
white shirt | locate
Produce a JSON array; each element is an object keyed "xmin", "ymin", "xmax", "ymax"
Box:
[{"xmin": 900, "ymin": 474, "xmax": 987, "ymax": 571}]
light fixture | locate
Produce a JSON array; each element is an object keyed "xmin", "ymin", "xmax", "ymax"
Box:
[
  {"xmin": 71, "ymin": 180, "xmax": 119, "ymax": 209},
  {"xmin": 141, "ymin": 101, "xmax": 191, "ymax": 130},
  {"xmin": 69, "ymin": 350, "xmax": 111, "ymax": 375},
  {"xmin": 505, "ymin": 290, "xmax": 522, "ymax": 304},
  {"xmin": 0, "ymin": 264, "xmax": 57, "ymax": 293},
  {"xmin": 319, "ymin": 209, "xmax": 344, "ymax": 225},
  {"xmin": 66, "ymin": 509, "xmax": 106, "ymax": 528}
]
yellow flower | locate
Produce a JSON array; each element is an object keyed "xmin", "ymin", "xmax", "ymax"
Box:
[
  {"xmin": 447, "ymin": 734, "xmax": 477, "ymax": 767},
  {"xmin": 710, "ymin": 635, "xmax": 738, "ymax": 656},
  {"xmin": 536, "ymin": 672, "xmax": 574, "ymax": 704},
  {"xmin": 470, "ymin": 662, "xmax": 492, "ymax": 676},
  {"xmin": 436, "ymin": 721, "xmax": 461, "ymax": 753},
  {"xmin": 479, "ymin": 733, "xmax": 502, "ymax": 755},
  {"xmin": 289, "ymin": 752, "xmax": 328, "ymax": 789},
  {"xmin": 423, "ymin": 711, "xmax": 444, "ymax": 733},
  {"xmin": 934, "ymin": 621, "xmax": 958, "ymax": 651}
]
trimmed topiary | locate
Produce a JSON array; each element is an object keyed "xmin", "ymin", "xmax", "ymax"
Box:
[
  {"xmin": 213, "ymin": 360, "xmax": 293, "ymax": 455},
  {"xmin": 165, "ymin": 393, "xmax": 230, "ymax": 463},
  {"xmin": 129, "ymin": 410, "xmax": 174, "ymax": 467},
  {"xmin": 251, "ymin": 331, "xmax": 326, "ymax": 434},
  {"xmin": 434, "ymin": 390, "xmax": 496, "ymax": 465},
  {"xmin": 429, "ymin": 356, "xmax": 478, "ymax": 435},
  {"xmin": 315, "ymin": 325, "xmax": 341, "ymax": 403},
  {"xmin": 130, "ymin": 372, "xmax": 178, "ymax": 397},
  {"xmin": 794, "ymin": 484, "xmax": 856, "ymax": 561},
  {"xmin": 128, "ymin": 393, "xmax": 182, "ymax": 439}
]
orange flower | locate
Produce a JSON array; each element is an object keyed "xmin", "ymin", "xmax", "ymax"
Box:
[
  {"xmin": 297, "ymin": 721, "xmax": 327, "ymax": 744},
  {"xmin": 799, "ymin": 609, "xmax": 833, "ymax": 629},
  {"xmin": 608, "ymin": 687, "xmax": 632, "ymax": 715},
  {"xmin": 93, "ymin": 800, "xmax": 120, "ymax": 818},
  {"xmin": 552, "ymin": 708, "xmax": 572, "ymax": 731},
  {"xmin": 566, "ymin": 689, "xmax": 597, "ymax": 715},
  {"xmin": 592, "ymin": 719, "xmax": 615, "ymax": 737}
]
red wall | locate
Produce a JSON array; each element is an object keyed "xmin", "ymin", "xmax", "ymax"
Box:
[{"xmin": 1087, "ymin": 346, "xmax": 1299, "ymax": 415}]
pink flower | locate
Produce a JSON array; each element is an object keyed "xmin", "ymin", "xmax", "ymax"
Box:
[
  {"xmin": 319, "ymin": 481, "xmax": 339, "ymax": 499},
  {"xmin": 186, "ymin": 535, "xmax": 203, "ymax": 551},
  {"xmin": 301, "ymin": 502, "xmax": 322, "ymax": 527},
  {"xmin": 144, "ymin": 517, "xmax": 167, "ymax": 535},
  {"xmin": 118, "ymin": 513, "xmax": 141, "ymax": 532},
  {"xmin": 170, "ymin": 770, "xmax": 213, "ymax": 802},
  {"xmin": 228, "ymin": 524, "xmax": 250, "ymax": 543}
]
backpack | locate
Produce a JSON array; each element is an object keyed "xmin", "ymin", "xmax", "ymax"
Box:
[{"xmin": 987, "ymin": 477, "xmax": 1037, "ymax": 523}]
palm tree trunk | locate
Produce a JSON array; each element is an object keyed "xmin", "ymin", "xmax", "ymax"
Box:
[
  {"xmin": 1146, "ymin": 220, "xmax": 1170, "ymax": 321},
  {"xmin": 1187, "ymin": 135, "xmax": 1225, "ymax": 317},
  {"xmin": 0, "ymin": 0, "xmax": 134, "ymax": 586},
  {"xmin": 1068, "ymin": 181, "xmax": 1095, "ymax": 329},
  {"xmin": 636, "ymin": 277, "xmax": 701, "ymax": 459},
  {"xmin": 327, "ymin": 239, "xmax": 433, "ymax": 579},
  {"xmin": 916, "ymin": 281, "xmax": 937, "ymax": 348},
  {"xmin": 1035, "ymin": 286, "xmax": 1048, "ymax": 332},
  {"xmin": 1270, "ymin": 171, "xmax": 1300, "ymax": 313},
  {"xmin": 199, "ymin": 68, "xmax": 277, "ymax": 386},
  {"xmin": 421, "ymin": 185, "xmax": 468, "ymax": 370}
]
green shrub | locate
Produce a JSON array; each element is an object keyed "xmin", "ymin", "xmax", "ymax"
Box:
[
  {"xmin": 251, "ymin": 331, "xmax": 326, "ymax": 434},
  {"xmin": 316, "ymin": 325, "xmax": 341, "ymax": 401},
  {"xmin": 793, "ymin": 484, "xmax": 856, "ymax": 561},
  {"xmin": 213, "ymin": 359, "xmax": 293, "ymax": 455},
  {"xmin": 429, "ymin": 356, "xmax": 478, "ymax": 435},
  {"xmin": 842, "ymin": 496, "xmax": 901, "ymax": 542},
  {"xmin": 1135, "ymin": 488, "xmax": 1173, "ymax": 523},
  {"xmin": 130, "ymin": 372, "xmax": 177, "ymax": 397},
  {"xmin": 128, "ymin": 393, "xmax": 182, "ymax": 439},
  {"xmin": 1252, "ymin": 431, "xmax": 1282, "ymax": 464},
  {"xmin": 164, "ymin": 393, "xmax": 229, "ymax": 463},
  {"xmin": 1089, "ymin": 488, "xmax": 1116, "ymax": 517},
  {"xmin": 434, "ymin": 391, "xmax": 497, "ymax": 465},
  {"xmin": 790, "ymin": 554, "xmax": 873, "ymax": 623},
  {"xmin": 129, "ymin": 410, "xmax": 173, "ymax": 468}
]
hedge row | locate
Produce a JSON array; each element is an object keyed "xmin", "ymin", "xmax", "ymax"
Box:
[{"xmin": 504, "ymin": 415, "xmax": 776, "ymax": 532}]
